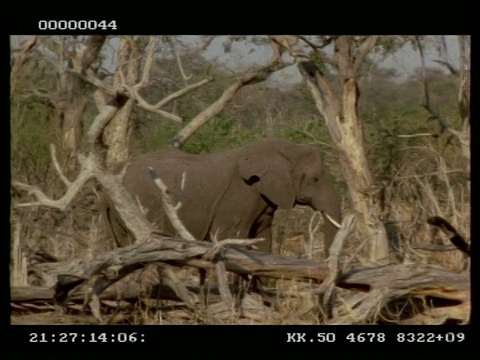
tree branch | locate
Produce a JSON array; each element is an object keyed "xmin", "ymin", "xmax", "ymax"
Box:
[
  {"xmin": 298, "ymin": 35, "xmax": 335, "ymax": 50},
  {"xmin": 203, "ymin": 238, "xmax": 265, "ymax": 261},
  {"xmin": 354, "ymin": 36, "xmax": 378, "ymax": 74},
  {"xmin": 135, "ymin": 36, "xmax": 157, "ymax": 88},
  {"xmin": 78, "ymin": 63, "xmax": 214, "ymax": 124},
  {"xmin": 153, "ymin": 77, "xmax": 214, "ymax": 109},
  {"xmin": 10, "ymin": 36, "xmax": 38, "ymax": 95},
  {"xmin": 71, "ymin": 36, "xmax": 107, "ymax": 74},
  {"xmin": 12, "ymin": 150, "xmax": 154, "ymax": 242},
  {"xmin": 128, "ymin": 89, "xmax": 183, "ymax": 122},
  {"xmin": 314, "ymin": 214, "xmax": 356, "ymax": 319},
  {"xmin": 427, "ymin": 216, "xmax": 470, "ymax": 256},
  {"xmin": 148, "ymin": 167, "xmax": 195, "ymax": 241},
  {"xmin": 167, "ymin": 37, "xmax": 192, "ymax": 82},
  {"xmin": 12, "ymin": 155, "xmax": 95, "ymax": 211},
  {"xmin": 49, "ymin": 144, "xmax": 72, "ymax": 187},
  {"xmin": 271, "ymin": 36, "xmax": 341, "ymax": 141},
  {"xmin": 87, "ymin": 89, "xmax": 119, "ymax": 148},
  {"xmin": 173, "ymin": 39, "xmax": 288, "ymax": 147},
  {"xmin": 432, "ymin": 59, "xmax": 458, "ymax": 76},
  {"xmin": 415, "ymin": 36, "xmax": 470, "ymax": 164}
]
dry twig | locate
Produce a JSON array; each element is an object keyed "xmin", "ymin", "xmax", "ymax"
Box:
[
  {"xmin": 427, "ymin": 216, "xmax": 470, "ymax": 256},
  {"xmin": 314, "ymin": 214, "xmax": 356, "ymax": 320},
  {"xmin": 148, "ymin": 167, "xmax": 195, "ymax": 241}
]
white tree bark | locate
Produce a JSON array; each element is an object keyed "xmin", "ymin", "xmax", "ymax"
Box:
[{"xmin": 273, "ymin": 35, "xmax": 390, "ymax": 263}]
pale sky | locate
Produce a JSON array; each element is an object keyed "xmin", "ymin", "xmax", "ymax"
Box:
[
  {"xmin": 11, "ymin": 35, "xmax": 464, "ymax": 90},
  {"xmin": 197, "ymin": 35, "xmax": 463, "ymax": 89}
]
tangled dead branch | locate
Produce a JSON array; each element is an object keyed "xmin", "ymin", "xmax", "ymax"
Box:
[
  {"xmin": 314, "ymin": 214, "xmax": 356, "ymax": 319},
  {"xmin": 11, "ymin": 236, "xmax": 469, "ymax": 324}
]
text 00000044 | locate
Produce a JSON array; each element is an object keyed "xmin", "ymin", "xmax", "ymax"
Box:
[{"xmin": 38, "ymin": 20, "xmax": 117, "ymax": 31}]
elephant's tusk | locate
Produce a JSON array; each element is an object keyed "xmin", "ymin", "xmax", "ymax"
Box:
[{"xmin": 322, "ymin": 211, "xmax": 341, "ymax": 229}]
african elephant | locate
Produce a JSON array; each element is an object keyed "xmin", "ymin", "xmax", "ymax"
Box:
[{"xmin": 104, "ymin": 138, "xmax": 342, "ymax": 258}]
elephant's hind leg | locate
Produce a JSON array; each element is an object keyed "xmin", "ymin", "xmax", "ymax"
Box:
[
  {"xmin": 251, "ymin": 275, "xmax": 280, "ymax": 308},
  {"xmin": 233, "ymin": 274, "xmax": 249, "ymax": 309},
  {"xmin": 233, "ymin": 273, "xmax": 279, "ymax": 310}
]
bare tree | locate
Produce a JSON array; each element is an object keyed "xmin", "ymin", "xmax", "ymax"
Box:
[
  {"xmin": 12, "ymin": 36, "xmax": 212, "ymax": 171},
  {"xmin": 14, "ymin": 36, "xmax": 106, "ymax": 169},
  {"xmin": 273, "ymin": 35, "xmax": 393, "ymax": 263},
  {"xmin": 74, "ymin": 36, "xmax": 196, "ymax": 169},
  {"xmin": 414, "ymin": 35, "xmax": 470, "ymax": 173},
  {"xmin": 69, "ymin": 35, "xmax": 289, "ymax": 166},
  {"xmin": 172, "ymin": 37, "xmax": 290, "ymax": 147}
]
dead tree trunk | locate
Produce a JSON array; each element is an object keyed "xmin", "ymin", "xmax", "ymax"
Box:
[
  {"xmin": 273, "ymin": 35, "xmax": 390, "ymax": 264},
  {"xmin": 102, "ymin": 37, "xmax": 143, "ymax": 169},
  {"xmin": 38, "ymin": 36, "xmax": 107, "ymax": 170}
]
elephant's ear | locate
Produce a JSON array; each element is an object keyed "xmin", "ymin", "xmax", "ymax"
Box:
[{"xmin": 237, "ymin": 152, "xmax": 295, "ymax": 209}]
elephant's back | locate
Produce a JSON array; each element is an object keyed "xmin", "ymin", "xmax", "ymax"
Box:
[
  {"xmin": 122, "ymin": 148, "xmax": 234, "ymax": 240},
  {"xmin": 131, "ymin": 147, "xmax": 193, "ymax": 162}
]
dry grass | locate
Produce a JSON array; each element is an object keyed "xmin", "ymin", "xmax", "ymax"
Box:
[{"xmin": 380, "ymin": 147, "xmax": 470, "ymax": 272}]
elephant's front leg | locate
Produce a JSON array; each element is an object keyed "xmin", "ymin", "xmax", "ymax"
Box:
[
  {"xmin": 245, "ymin": 216, "xmax": 279, "ymax": 306},
  {"xmin": 253, "ymin": 222, "xmax": 273, "ymax": 253},
  {"xmin": 230, "ymin": 211, "xmax": 273, "ymax": 290}
]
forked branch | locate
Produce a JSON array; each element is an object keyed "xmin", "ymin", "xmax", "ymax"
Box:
[
  {"xmin": 12, "ymin": 151, "xmax": 154, "ymax": 243},
  {"xmin": 72, "ymin": 36, "xmax": 214, "ymax": 124},
  {"xmin": 172, "ymin": 38, "xmax": 290, "ymax": 147},
  {"xmin": 10, "ymin": 36, "xmax": 38, "ymax": 95},
  {"xmin": 148, "ymin": 167, "xmax": 195, "ymax": 241}
]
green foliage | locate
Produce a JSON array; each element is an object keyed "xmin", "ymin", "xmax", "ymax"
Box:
[
  {"xmin": 309, "ymin": 51, "xmax": 334, "ymax": 79},
  {"xmin": 180, "ymin": 115, "xmax": 259, "ymax": 153},
  {"xmin": 132, "ymin": 113, "xmax": 263, "ymax": 155},
  {"xmin": 358, "ymin": 65, "xmax": 464, "ymax": 183},
  {"xmin": 11, "ymin": 94, "xmax": 56, "ymax": 185},
  {"xmin": 373, "ymin": 36, "xmax": 407, "ymax": 56},
  {"xmin": 280, "ymin": 119, "xmax": 326, "ymax": 144}
]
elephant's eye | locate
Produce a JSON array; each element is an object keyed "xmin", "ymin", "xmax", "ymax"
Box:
[{"xmin": 312, "ymin": 177, "xmax": 319, "ymax": 183}]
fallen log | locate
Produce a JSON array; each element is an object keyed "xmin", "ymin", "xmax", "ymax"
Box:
[
  {"xmin": 11, "ymin": 282, "xmax": 222, "ymax": 305},
  {"xmin": 11, "ymin": 278, "xmax": 277, "ymax": 323},
  {"xmin": 17, "ymin": 234, "xmax": 470, "ymax": 312},
  {"xmin": 14, "ymin": 261, "xmax": 469, "ymax": 305}
]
